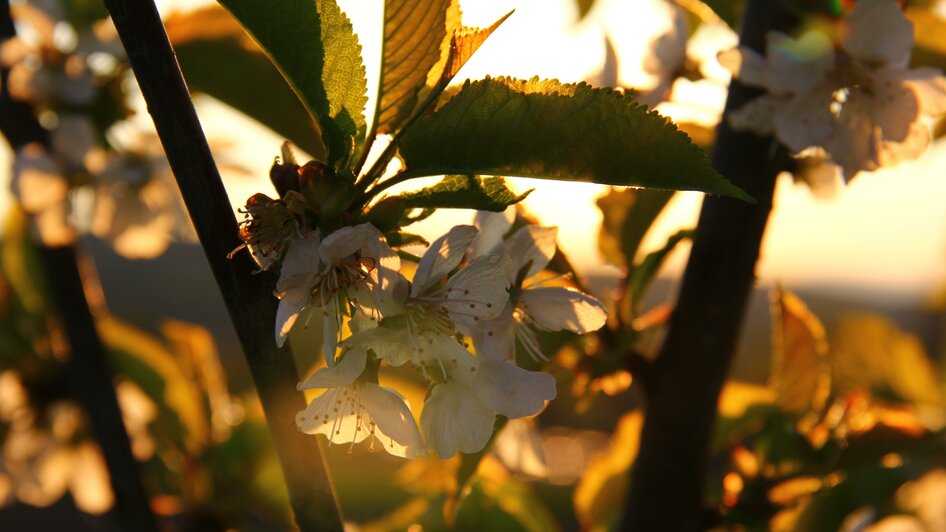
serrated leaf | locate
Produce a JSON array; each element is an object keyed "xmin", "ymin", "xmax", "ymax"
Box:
[
  {"xmin": 830, "ymin": 314, "xmax": 943, "ymax": 407},
  {"xmin": 397, "ymin": 77, "xmax": 750, "ymax": 200},
  {"xmin": 217, "ymin": 0, "xmax": 368, "ymax": 164},
  {"xmin": 626, "ymin": 229, "xmax": 694, "ymax": 313},
  {"xmin": 374, "ymin": 0, "xmax": 451, "ymax": 136},
  {"xmin": 769, "ymin": 288, "xmax": 831, "ymax": 416},
  {"xmin": 438, "ymin": 13, "xmax": 512, "ymax": 85},
  {"xmin": 166, "ymin": 7, "xmax": 327, "ymax": 160},
  {"xmin": 399, "ymin": 175, "xmax": 530, "ymax": 212},
  {"xmin": 596, "ymin": 188, "xmax": 673, "ymax": 268}
]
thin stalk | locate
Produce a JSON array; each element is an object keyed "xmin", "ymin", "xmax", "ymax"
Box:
[
  {"xmin": 620, "ymin": 2, "xmax": 798, "ymax": 530},
  {"xmin": 98, "ymin": 1, "xmax": 343, "ymax": 530},
  {"xmin": 1, "ymin": 3, "xmax": 158, "ymax": 530}
]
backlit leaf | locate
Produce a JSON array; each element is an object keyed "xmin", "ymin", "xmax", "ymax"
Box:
[
  {"xmin": 397, "ymin": 77, "xmax": 750, "ymax": 199},
  {"xmin": 398, "ymin": 175, "xmax": 530, "ymax": 212},
  {"xmin": 438, "ymin": 13, "xmax": 512, "ymax": 85},
  {"xmin": 166, "ymin": 7, "xmax": 327, "ymax": 160},
  {"xmin": 769, "ymin": 288, "xmax": 831, "ymax": 415},
  {"xmin": 596, "ymin": 188, "xmax": 673, "ymax": 267},
  {"xmin": 573, "ymin": 412, "xmax": 642, "ymax": 530},
  {"xmin": 218, "ymin": 0, "xmax": 367, "ymax": 164},
  {"xmin": 830, "ymin": 314, "xmax": 942, "ymax": 407},
  {"xmin": 374, "ymin": 0, "xmax": 451, "ymax": 136},
  {"xmin": 626, "ymin": 229, "xmax": 694, "ymax": 313}
]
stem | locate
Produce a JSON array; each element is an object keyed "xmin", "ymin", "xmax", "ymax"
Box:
[
  {"xmin": 99, "ymin": 2, "xmax": 343, "ymax": 530},
  {"xmin": 620, "ymin": 2, "xmax": 797, "ymax": 530},
  {"xmin": 1, "ymin": 3, "xmax": 157, "ymax": 530}
]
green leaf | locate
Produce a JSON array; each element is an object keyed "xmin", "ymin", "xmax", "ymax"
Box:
[
  {"xmin": 386, "ymin": 231, "xmax": 429, "ymax": 248},
  {"xmin": 397, "ymin": 77, "xmax": 750, "ymax": 200},
  {"xmin": 374, "ymin": 0, "xmax": 451, "ymax": 136},
  {"xmin": 700, "ymin": 0, "xmax": 744, "ymax": 28},
  {"xmin": 217, "ymin": 0, "xmax": 368, "ymax": 165},
  {"xmin": 596, "ymin": 188, "xmax": 673, "ymax": 268},
  {"xmin": 398, "ymin": 175, "xmax": 530, "ymax": 212},
  {"xmin": 167, "ymin": 7, "xmax": 327, "ymax": 160},
  {"xmin": 436, "ymin": 12, "xmax": 512, "ymax": 87},
  {"xmin": 455, "ymin": 472, "xmax": 559, "ymax": 532},
  {"xmin": 626, "ymin": 229, "xmax": 694, "ymax": 313}
]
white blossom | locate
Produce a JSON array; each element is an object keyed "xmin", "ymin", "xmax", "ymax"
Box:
[
  {"xmin": 274, "ymin": 223, "xmax": 400, "ymax": 361},
  {"xmin": 296, "ymin": 347, "xmax": 426, "ymax": 458},
  {"xmin": 470, "ymin": 212, "xmax": 608, "ymax": 363},
  {"xmin": 719, "ymin": 0, "xmax": 946, "ymax": 186}
]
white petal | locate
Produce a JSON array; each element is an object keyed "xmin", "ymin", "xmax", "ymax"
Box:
[
  {"xmin": 470, "ymin": 359, "xmax": 556, "ymax": 419},
  {"xmin": 520, "ymin": 287, "xmax": 608, "ymax": 334},
  {"xmin": 728, "ymin": 95, "xmax": 779, "ymax": 135},
  {"xmin": 470, "ymin": 303, "xmax": 517, "ymax": 362},
  {"xmin": 773, "ymin": 82, "xmax": 836, "ymax": 153},
  {"xmin": 471, "ymin": 208, "xmax": 515, "ymax": 258},
  {"xmin": 765, "ymin": 31, "xmax": 834, "ymax": 94},
  {"xmin": 842, "ymin": 0, "xmax": 913, "ymax": 67},
  {"xmin": 420, "ymin": 381, "xmax": 495, "ymax": 458},
  {"xmin": 346, "ymin": 326, "xmax": 415, "ymax": 367},
  {"xmin": 444, "ymin": 254, "xmax": 512, "ymax": 327},
  {"xmin": 298, "ymin": 346, "xmax": 367, "ymax": 390},
  {"xmin": 412, "ymin": 225, "xmax": 478, "ymax": 295},
  {"xmin": 493, "ymin": 419, "xmax": 548, "ymax": 479},
  {"xmin": 319, "ymin": 223, "xmax": 386, "ymax": 266},
  {"xmin": 717, "ymin": 47, "xmax": 766, "ymax": 87},
  {"xmin": 275, "ymin": 285, "xmax": 309, "ymax": 347},
  {"xmin": 501, "ymin": 225, "xmax": 558, "ymax": 280},
  {"xmin": 361, "ymin": 383, "xmax": 427, "ymax": 458},
  {"xmin": 276, "ymin": 232, "xmax": 321, "ymax": 294},
  {"xmin": 894, "ymin": 67, "xmax": 946, "ymax": 117},
  {"xmin": 296, "ymin": 387, "xmax": 371, "ymax": 446}
]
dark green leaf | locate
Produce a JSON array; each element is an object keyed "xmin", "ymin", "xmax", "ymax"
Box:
[
  {"xmin": 374, "ymin": 0, "xmax": 451, "ymax": 136},
  {"xmin": 626, "ymin": 229, "xmax": 694, "ymax": 312},
  {"xmin": 217, "ymin": 0, "xmax": 368, "ymax": 165},
  {"xmin": 386, "ymin": 232, "xmax": 429, "ymax": 248},
  {"xmin": 399, "ymin": 175, "xmax": 530, "ymax": 212},
  {"xmin": 397, "ymin": 77, "xmax": 750, "ymax": 200},
  {"xmin": 167, "ymin": 7, "xmax": 327, "ymax": 160}
]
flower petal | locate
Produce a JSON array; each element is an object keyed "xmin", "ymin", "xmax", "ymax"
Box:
[
  {"xmin": 275, "ymin": 285, "xmax": 309, "ymax": 347},
  {"xmin": 717, "ymin": 47, "xmax": 766, "ymax": 87},
  {"xmin": 773, "ymin": 82, "xmax": 835, "ymax": 153},
  {"xmin": 470, "ymin": 359, "xmax": 556, "ymax": 419},
  {"xmin": 412, "ymin": 225, "xmax": 478, "ymax": 295},
  {"xmin": 728, "ymin": 95, "xmax": 779, "ymax": 135},
  {"xmin": 765, "ymin": 31, "xmax": 834, "ymax": 94},
  {"xmin": 444, "ymin": 254, "xmax": 512, "ymax": 327},
  {"xmin": 471, "ymin": 208, "xmax": 515, "ymax": 258},
  {"xmin": 470, "ymin": 303, "xmax": 517, "ymax": 362},
  {"xmin": 346, "ymin": 326, "xmax": 415, "ymax": 367},
  {"xmin": 420, "ymin": 381, "xmax": 495, "ymax": 458},
  {"xmin": 296, "ymin": 387, "xmax": 371, "ymax": 446},
  {"xmin": 276, "ymin": 233, "xmax": 321, "ymax": 294},
  {"xmin": 893, "ymin": 67, "xmax": 946, "ymax": 117},
  {"xmin": 361, "ymin": 383, "xmax": 427, "ymax": 458},
  {"xmin": 502, "ymin": 225, "xmax": 558, "ymax": 281},
  {"xmin": 318, "ymin": 223, "xmax": 386, "ymax": 266},
  {"xmin": 842, "ymin": 0, "xmax": 913, "ymax": 67},
  {"xmin": 520, "ymin": 287, "xmax": 608, "ymax": 334},
  {"xmin": 298, "ymin": 346, "xmax": 367, "ymax": 390}
]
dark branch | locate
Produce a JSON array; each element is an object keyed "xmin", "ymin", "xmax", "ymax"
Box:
[
  {"xmin": 98, "ymin": 1, "xmax": 343, "ymax": 529},
  {"xmin": 621, "ymin": 2, "xmax": 798, "ymax": 530}
]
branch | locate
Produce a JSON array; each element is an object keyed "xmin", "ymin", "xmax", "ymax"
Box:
[
  {"xmin": 621, "ymin": 2, "xmax": 798, "ymax": 530},
  {"xmin": 1, "ymin": 3, "xmax": 157, "ymax": 530},
  {"xmin": 98, "ymin": 1, "xmax": 344, "ymax": 529}
]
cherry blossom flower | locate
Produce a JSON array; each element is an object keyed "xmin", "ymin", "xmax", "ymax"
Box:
[
  {"xmin": 274, "ymin": 223, "xmax": 400, "ymax": 360},
  {"xmin": 295, "ymin": 347, "xmax": 426, "ymax": 458},
  {"xmin": 469, "ymin": 212, "xmax": 608, "ymax": 363},
  {"xmin": 719, "ymin": 0, "xmax": 946, "ymax": 186}
]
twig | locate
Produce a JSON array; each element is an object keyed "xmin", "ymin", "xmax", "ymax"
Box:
[
  {"xmin": 620, "ymin": 2, "xmax": 798, "ymax": 530},
  {"xmin": 98, "ymin": 1, "xmax": 343, "ymax": 529},
  {"xmin": 1, "ymin": 2, "xmax": 157, "ymax": 530}
]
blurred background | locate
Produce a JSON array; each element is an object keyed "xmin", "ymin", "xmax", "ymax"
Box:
[{"xmin": 3, "ymin": 0, "xmax": 946, "ymax": 530}]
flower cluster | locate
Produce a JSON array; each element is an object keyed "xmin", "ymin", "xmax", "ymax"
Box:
[
  {"xmin": 4, "ymin": 0, "xmax": 195, "ymax": 256},
  {"xmin": 237, "ymin": 167, "xmax": 608, "ymax": 458},
  {"xmin": 719, "ymin": 0, "xmax": 946, "ymax": 194}
]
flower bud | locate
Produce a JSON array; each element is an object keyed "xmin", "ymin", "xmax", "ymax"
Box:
[{"xmin": 298, "ymin": 160, "xmax": 333, "ymax": 212}]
